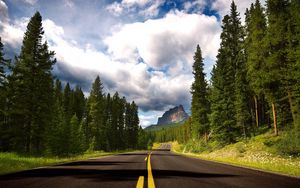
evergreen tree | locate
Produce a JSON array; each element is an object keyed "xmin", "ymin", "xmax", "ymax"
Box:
[
  {"xmin": 191, "ymin": 45, "xmax": 209, "ymax": 140},
  {"xmin": 231, "ymin": 1, "xmax": 251, "ymax": 138},
  {"xmin": 104, "ymin": 93, "xmax": 113, "ymax": 151},
  {"xmin": 130, "ymin": 101, "xmax": 139, "ymax": 148},
  {"xmin": 287, "ymin": 0, "xmax": 300, "ymax": 128},
  {"xmin": 63, "ymin": 83, "xmax": 73, "ymax": 124},
  {"xmin": 0, "ymin": 37, "xmax": 10, "ymax": 151},
  {"xmin": 210, "ymin": 15, "xmax": 237, "ymax": 143},
  {"xmin": 264, "ymin": 0, "xmax": 290, "ymax": 135},
  {"xmin": 8, "ymin": 12, "xmax": 56, "ymax": 154},
  {"xmin": 87, "ymin": 76, "xmax": 105, "ymax": 150},
  {"xmin": 73, "ymin": 86, "xmax": 85, "ymax": 122},
  {"xmin": 245, "ymin": 0, "xmax": 267, "ymax": 128},
  {"xmin": 210, "ymin": 1, "xmax": 247, "ymax": 143},
  {"xmin": 69, "ymin": 114, "xmax": 83, "ymax": 154}
]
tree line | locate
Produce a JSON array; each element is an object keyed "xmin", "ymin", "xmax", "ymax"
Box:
[
  {"xmin": 150, "ymin": 0, "xmax": 300, "ymax": 153},
  {"xmin": 0, "ymin": 12, "xmax": 147, "ymax": 156}
]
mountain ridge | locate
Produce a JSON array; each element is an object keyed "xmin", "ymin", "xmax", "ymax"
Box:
[{"xmin": 157, "ymin": 105, "xmax": 189, "ymax": 125}]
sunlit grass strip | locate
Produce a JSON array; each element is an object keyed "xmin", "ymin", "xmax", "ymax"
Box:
[
  {"xmin": 171, "ymin": 141, "xmax": 300, "ymax": 177},
  {"xmin": 0, "ymin": 151, "xmax": 115, "ymax": 175}
]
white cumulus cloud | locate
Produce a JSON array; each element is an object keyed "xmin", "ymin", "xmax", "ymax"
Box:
[
  {"xmin": 104, "ymin": 10, "xmax": 221, "ymax": 73},
  {"xmin": 212, "ymin": 0, "xmax": 266, "ymax": 22}
]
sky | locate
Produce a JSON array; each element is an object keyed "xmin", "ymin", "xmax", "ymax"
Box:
[{"xmin": 0, "ymin": 0, "xmax": 264, "ymax": 127}]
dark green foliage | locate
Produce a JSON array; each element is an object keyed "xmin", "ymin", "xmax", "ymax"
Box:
[
  {"xmin": 287, "ymin": 0, "xmax": 300, "ymax": 128},
  {"xmin": 0, "ymin": 37, "xmax": 10, "ymax": 151},
  {"xmin": 0, "ymin": 12, "xmax": 144, "ymax": 156},
  {"xmin": 125, "ymin": 101, "xmax": 140, "ymax": 149},
  {"xmin": 246, "ymin": 0, "xmax": 267, "ymax": 97},
  {"xmin": 210, "ymin": 1, "xmax": 249, "ymax": 143},
  {"xmin": 8, "ymin": 12, "xmax": 56, "ymax": 154},
  {"xmin": 263, "ymin": 0, "xmax": 292, "ymax": 135},
  {"xmin": 147, "ymin": 118, "xmax": 192, "ymax": 144},
  {"xmin": 191, "ymin": 45, "xmax": 210, "ymax": 139},
  {"xmin": 87, "ymin": 76, "xmax": 105, "ymax": 150},
  {"xmin": 277, "ymin": 130, "xmax": 300, "ymax": 156},
  {"xmin": 147, "ymin": 0, "xmax": 299, "ymax": 157}
]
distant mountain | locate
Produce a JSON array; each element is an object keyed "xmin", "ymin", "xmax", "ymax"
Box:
[{"xmin": 157, "ymin": 105, "xmax": 189, "ymax": 125}]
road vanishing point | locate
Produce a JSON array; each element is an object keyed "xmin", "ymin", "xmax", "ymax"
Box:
[{"xmin": 0, "ymin": 143, "xmax": 299, "ymax": 188}]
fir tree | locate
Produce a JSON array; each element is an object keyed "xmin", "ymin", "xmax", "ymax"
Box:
[
  {"xmin": 264, "ymin": 0, "xmax": 290, "ymax": 135},
  {"xmin": 8, "ymin": 12, "xmax": 56, "ymax": 154},
  {"xmin": 210, "ymin": 1, "xmax": 248, "ymax": 143},
  {"xmin": 191, "ymin": 45, "xmax": 209, "ymax": 140},
  {"xmin": 287, "ymin": 0, "xmax": 300, "ymax": 129},
  {"xmin": 73, "ymin": 86, "xmax": 85, "ymax": 122},
  {"xmin": 87, "ymin": 76, "xmax": 105, "ymax": 150},
  {"xmin": 0, "ymin": 37, "xmax": 10, "ymax": 151},
  {"xmin": 245, "ymin": 0, "xmax": 267, "ymax": 128},
  {"xmin": 231, "ymin": 1, "xmax": 251, "ymax": 138}
]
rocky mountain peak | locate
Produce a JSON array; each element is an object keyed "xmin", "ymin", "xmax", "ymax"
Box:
[{"xmin": 157, "ymin": 105, "xmax": 189, "ymax": 125}]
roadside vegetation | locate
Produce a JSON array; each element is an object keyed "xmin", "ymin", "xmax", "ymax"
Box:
[
  {"xmin": 170, "ymin": 131, "xmax": 300, "ymax": 177},
  {"xmin": 0, "ymin": 151, "xmax": 118, "ymax": 175},
  {"xmin": 147, "ymin": 0, "xmax": 300, "ymax": 178},
  {"xmin": 0, "ymin": 12, "xmax": 150, "ymax": 158}
]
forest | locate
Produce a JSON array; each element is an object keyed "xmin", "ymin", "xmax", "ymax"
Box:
[
  {"xmin": 0, "ymin": 12, "xmax": 148, "ymax": 156},
  {"xmin": 149, "ymin": 0, "xmax": 300, "ymax": 155}
]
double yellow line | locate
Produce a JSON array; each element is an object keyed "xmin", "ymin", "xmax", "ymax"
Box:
[{"xmin": 136, "ymin": 152, "xmax": 155, "ymax": 188}]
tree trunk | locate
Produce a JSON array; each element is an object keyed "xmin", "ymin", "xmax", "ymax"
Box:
[
  {"xmin": 204, "ymin": 132, "xmax": 208, "ymax": 143},
  {"xmin": 271, "ymin": 102, "xmax": 278, "ymax": 136},
  {"xmin": 287, "ymin": 91, "xmax": 296, "ymax": 128},
  {"xmin": 254, "ymin": 96, "xmax": 259, "ymax": 128}
]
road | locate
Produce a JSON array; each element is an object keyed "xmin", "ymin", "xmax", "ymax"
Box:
[{"xmin": 0, "ymin": 143, "xmax": 299, "ymax": 188}]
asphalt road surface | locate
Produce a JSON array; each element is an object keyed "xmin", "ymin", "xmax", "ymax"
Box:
[{"xmin": 0, "ymin": 143, "xmax": 300, "ymax": 188}]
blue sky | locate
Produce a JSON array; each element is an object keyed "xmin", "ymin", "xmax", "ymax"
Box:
[{"xmin": 0, "ymin": 0, "xmax": 262, "ymax": 127}]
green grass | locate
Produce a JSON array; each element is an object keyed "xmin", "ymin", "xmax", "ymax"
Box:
[
  {"xmin": 170, "ymin": 132, "xmax": 300, "ymax": 177},
  {"xmin": 0, "ymin": 151, "xmax": 117, "ymax": 175}
]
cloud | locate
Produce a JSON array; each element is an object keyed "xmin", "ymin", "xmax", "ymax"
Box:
[
  {"xmin": 104, "ymin": 10, "xmax": 221, "ymax": 72},
  {"xmin": 0, "ymin": 0, "xmax": 28, "ymax": 48},
  {"xmin": 23, "ymin": 0, "xmax": 38, "ymax": 5},
  {"xmin": 139, "ymin": 111, "xmax": 163, "ymax": 127},
  {"xmin": 42, "ymin": 16, "xmax": 201, "ymax": 122},
  {"xmin": 1, "ymin": 0, "xmax": 223, "ymax": 126},
  {"xmin": 106, "ymin": 0, "xmax": 165, "ymax": 18},
  {"xmin": 0, "ymin": 0, "xmax": 8, "ymax": 23},
  {"xmin": 183, "ymin": 0, "xmax": 207, "ymax": 14},
  {"xmin": 212, "ymin": 0, "xmax": 266, "ymax": 22}
]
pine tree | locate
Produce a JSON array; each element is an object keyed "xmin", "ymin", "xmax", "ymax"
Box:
[
  {"xmin": 210, "ymin": 1, "xmax": 248, "ymax": 143},
  {"xmin": 130, "ymin": 101, "xmax": 139, "ymax": 148},
  {"xmin": 191, "ymin": 45, "xmax": 209, "ymax": 140},
  {"xmin": 0, "ymin": 37, "xmax": 10, "ymax": 151},
  {"xmin": 73, "ymin": 86, "xmax": 85, "ymax": 122},
  {"xmin": 231, "ymin": 1, "xmax": 251, "ymax": 138},
  {"xmin": 8, "ymin": 12, "xmax": 56, "ymax": 154},
  {"xmin": 264, "ymin": 0, "xmax": 290, "ymax": 135},
  {"xmin": 63, "ymin": 83, "xmax": 74, "ymax": 124},
  {"xmin": 287, "ymin": 0, "xmax": 300, "ymax": 129},
  {"xmin": 104, "ymin": 93, "xmax": 113, "ymax": 151},
  {"xmin": 245, "ymin": 0, "xmax": 267, "ymax": 128},
  {"xmin": 87, "ymin": 76, "xmax": 105, "ymax": 150},
  {"xmin": 125, "ymin": 102, "xmax": 132, "ymax": 148},
  {"xmin": 69, "ymin": 114, "xmax": 83, "ymax": 154}
]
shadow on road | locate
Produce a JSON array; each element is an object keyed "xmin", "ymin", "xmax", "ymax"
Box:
[
  {"xmin": 58, "ymin": 161, "xmax": 137, "ymax": 166},
  {"xmin": 0, "ymin": 167, "xmax": 237, "ymax": 183}
]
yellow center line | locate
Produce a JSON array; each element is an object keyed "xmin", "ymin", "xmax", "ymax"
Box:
[
  {"xmin": 148, "ymin": 152, "xmax": 156, "ymax": 188},
  {"xmin": 136, "ymin": 152, "xmax": 155, "ymax": 188},
  {"xmin": 136, "ymin": 176, "xmax": 144, "ymax": 188}
]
